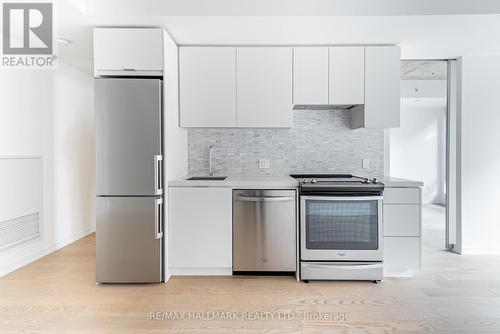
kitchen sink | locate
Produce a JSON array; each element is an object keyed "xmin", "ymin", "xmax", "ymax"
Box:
[{"xmin": 187, "ymin": 176, "xmax": 227, "ymax": 181}]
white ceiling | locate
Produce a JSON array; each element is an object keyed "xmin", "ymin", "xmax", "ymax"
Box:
[
  {"xmin": 53, "ymin": 0, "xmax": 500, "ymax": 74},
  {"xmin": 84, "ymin": 0, "xmax": 500, "ymax": 16}
]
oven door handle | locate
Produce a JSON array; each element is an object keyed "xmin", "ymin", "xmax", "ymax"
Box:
[{"xmin": 300, "ymin": 195, "xmax": 383, "ymax": 201}]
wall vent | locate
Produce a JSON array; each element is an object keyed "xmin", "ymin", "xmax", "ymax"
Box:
[{"xmin": 0, "ymin": 213, "xmax": 40, "ymax": 250}]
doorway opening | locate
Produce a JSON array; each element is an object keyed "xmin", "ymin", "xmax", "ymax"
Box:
[{"xmin": 386, "ymin": 59, "xmax": 458, "ymax": 255}]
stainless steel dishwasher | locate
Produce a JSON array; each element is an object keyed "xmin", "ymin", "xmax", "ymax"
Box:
[{"xmin": 233, "ymin": 189, "xmax": 296, "ymax": 273}]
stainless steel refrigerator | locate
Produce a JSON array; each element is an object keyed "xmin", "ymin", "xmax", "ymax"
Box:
[{"xmin": 95, "ymin": 78, "xmax": 163, "ymax": 283}]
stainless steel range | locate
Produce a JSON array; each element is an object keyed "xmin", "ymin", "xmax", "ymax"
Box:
[{"xmin": 290, "ymin": 174, "xmax": 384, "ymax": 283}]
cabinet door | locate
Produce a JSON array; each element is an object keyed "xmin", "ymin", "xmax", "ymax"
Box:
[
  {"xmin": 329, "ymin": 47, "xmax": 365, "ymax": 105},
  {"xmin": 93, "ymin": 28, "xmax": 163, "ymax": 74},
  {"xmin": 384, "ymin": 188, "xmax": 421, "ymax": 204},
  {"xmin": 169, "ymin": 187, "xmax": 232, "ymax": 273},
  {"xmin": 237, "ymin": 47, "xmax": 293, "ymax": 127},
  {"xmin": 384, "ymin": 236, "xmax": 420, "ymax": 271},
  {"xmin": 293, "ymin": 47, "xmax": 329, "ymax": 105},
  {"xmin": 363, "ymin": 46, "xmax": 401, "ymax": 128},
  {"xmin": 179, "ymin": 47, "xmax": 237, "ymax": 127},
  {"xmin": 383, "ymin": 204, "xmax": 421, "ymax": 237}
]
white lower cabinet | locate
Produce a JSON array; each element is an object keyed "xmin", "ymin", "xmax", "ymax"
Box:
[
  {"xmin": 384, "ymin": 237, "xmax": 420, "ymax": 276},
  {"xmin": 168, "ymin": 187, "xmax": 232, "ymax": 275},
  {"xmin": 384, "ymin": 204, "xmax": 420, "ymax": 236},
  {"xmin": 383, "ymin": 186, "xmax": 422, "ymax": 277}
]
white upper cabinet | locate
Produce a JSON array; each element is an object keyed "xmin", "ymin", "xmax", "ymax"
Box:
[
  {"xmin": 293, "ymin": 47, "xmax": 329, "ymax": 105},
  {"xmin": 93, "ymin": 28, "xmax": 163, "ymax": 76},
  {"xmin": 329, "ymin": 46, "xmax": 365, "ymax": 105},
  {"xmin": 364, "ymin": 46, "xmax": 401, "ymax": 128},
  {"xmin": 293, "ymin": 46, "xmax": 364, "ymax": 106},
  {"xmin": 352, "ymin": 46, "xmax": 401, "ymax": 128},
  {"xmin": 237, "ymin": 47, "xmax": 293, "ymax": 127},
  {"xmin": 177, "ymin": 45, "xmax": 399, "ymax": 128},
  {"xmin": 179, "ymin": 47, "xmax": 237, "ymax": 127}
]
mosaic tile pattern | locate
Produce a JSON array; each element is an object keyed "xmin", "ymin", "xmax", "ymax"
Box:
[{"xmin": 188, "ymin": 110, "xmax": 384, "ymax": 177}]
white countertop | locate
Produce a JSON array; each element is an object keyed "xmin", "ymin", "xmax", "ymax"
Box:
[
  {"xmin": 383, "ymin": 176, "xmax": 424, "ymax": 188},
  {"xmin": 169, "ymin": 175, "xmax": 422, "ymax": 189},
  {"xmin": 168, "ymin": 175, "xmax": 299, "ymax": 189}
]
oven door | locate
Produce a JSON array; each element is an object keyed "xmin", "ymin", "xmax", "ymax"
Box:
[{"xmin": 300, "ymin": 196, "xmax": 383, "ymax": 261}]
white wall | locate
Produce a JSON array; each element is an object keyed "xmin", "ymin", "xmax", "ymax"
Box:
[
  {"xmin": 457, "ymin": 55, "xmax": 500, "ymax": 254},
  {"xmin": 0, "ymin": 71, "xmax": 50, "ymax": 156},
  {"xmin": 0, "ymin": 63, "xmax": 94, "ymax": 276},
  {"xmin": 51, "ymin": 64, "xmax": 95, "ymax": 245},
  {"xmin": 390, "ymin": 80, "xmax": 447, "ymax": 204},
  {"xmin": 390, "ymin": 101, "xmax": 446, "ymax": 204}
]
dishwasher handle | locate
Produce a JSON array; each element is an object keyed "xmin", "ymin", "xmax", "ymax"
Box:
[{"xmin": 235, "ymin": 196, "xmax": 295, "ymax": 202}]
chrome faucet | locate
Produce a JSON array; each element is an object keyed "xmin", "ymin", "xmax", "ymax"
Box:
[{"xmin": 208, "ymin": 145, "xmax": 215, "ymax": 176}]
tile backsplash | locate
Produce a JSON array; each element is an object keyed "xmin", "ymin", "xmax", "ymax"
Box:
[{"xmin": 188, "ymin": 110, "xmax": 384, "ymax": 177}]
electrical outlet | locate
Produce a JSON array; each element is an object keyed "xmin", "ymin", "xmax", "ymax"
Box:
[
  {"xmin": 259, "ymin": 159, "xmax": 270, "ymax": 169},
  {"xmin": 362, "ymin": 158, "xmax": 370, "ymax": 169}
]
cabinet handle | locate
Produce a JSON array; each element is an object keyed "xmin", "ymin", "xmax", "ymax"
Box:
[
  {"xmin": 154, "ymin": 155, "xmax": 163, "ymax": 195},
  {"xmin": 154, "ymin": 198, "xmax": 163, "ymax": 239},
  {"xmin": 236, "ymin": 196, "xmax": 295, "ymax": 202}
]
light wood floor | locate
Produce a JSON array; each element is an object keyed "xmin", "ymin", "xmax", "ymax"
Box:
[{"xmin": 2, "ymin": 205, "xmax": 500, "ymax": 333}]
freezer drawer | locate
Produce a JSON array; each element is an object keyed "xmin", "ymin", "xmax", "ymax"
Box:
[
  {"xmin": 233, "ymin": 190, "xmax": 296, "ymax": 272},
  {"xmin": 95, "ymin": 78, "xmax": 163, "ymax": 196},
  {"xmin": 96, "ymin": 196, "xmax": 163, "ymax": 283}
]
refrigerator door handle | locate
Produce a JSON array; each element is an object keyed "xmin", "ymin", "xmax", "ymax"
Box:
[
  {"xmin": 154, "ymin": 155, "xmax": 163, "ymax": 195},
  {"xmin": 154, "ymin": 198, "xmax": 163, "ymax": 239}
]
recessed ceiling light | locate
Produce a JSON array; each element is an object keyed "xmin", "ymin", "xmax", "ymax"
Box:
[{"xmin": 56, "ymin": 37, "xmax": 72, "ymax": 46}]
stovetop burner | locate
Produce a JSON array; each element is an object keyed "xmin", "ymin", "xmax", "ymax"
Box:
[{"xmin": 290, "ymin": 173, "xmax": 384, "ymax": 196}]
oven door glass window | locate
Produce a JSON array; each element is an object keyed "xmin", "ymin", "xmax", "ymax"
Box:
[{"xmin": 305, "ymin": 200, "xmax": 379, "ymax": 250}]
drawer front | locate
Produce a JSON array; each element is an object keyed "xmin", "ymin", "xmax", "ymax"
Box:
[
  {"xmin": 384, "ymin": 204, "xmax": 420, "ymax": 236},
  {"xmin": 301, "ymin": 262, "xmax": 383, "ymax": 281},
  {"xmin": 384, "ymin": 237, "xmax": 420, "ymax": 270},
  {"xmin": 384, "ymin": 188, "xmax": 420, "ymax": 204}
]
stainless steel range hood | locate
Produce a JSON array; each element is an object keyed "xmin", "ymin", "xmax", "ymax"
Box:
[{"xmin": 293, "ymin": 104, "xmax": 358, "ymax": 111}]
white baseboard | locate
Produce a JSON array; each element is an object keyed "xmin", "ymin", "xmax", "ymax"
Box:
[
  {"xmin": 0, "ymin": 226, "xmax": 95, "ymax": 277},
  {"xmin": 170, "ymin": 267, "xmax": 232, "ymax": 276},
  {"xmin": 52, "ymin": 226, "xmax": 95, "ymax": 251}
]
